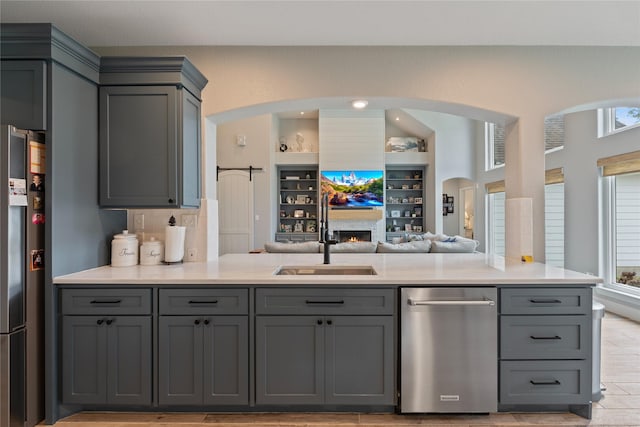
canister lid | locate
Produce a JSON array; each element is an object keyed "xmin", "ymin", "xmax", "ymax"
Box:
[
  {"xmin": 141, "ymin": 237, "xmax": 162, "ymax": 247},
  {"xmin": 114, "ymin": 230, "xmax": 138, "ymax": 240}
]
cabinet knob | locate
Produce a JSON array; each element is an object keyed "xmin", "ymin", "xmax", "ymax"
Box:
[
  {"xmin": 317, "ymin": 319, "xmax": 323, "ymax": 325},
  {"xmin": 194, "ymin": 319, "xmax": 201, "ymax": 325},
  {"xmin": 168, "ymin": 198, "xmax": 175, "ymax": 204},
  {"xmin": 203, "ymin": 319, "xmax": 210, "ymax": 325},
  {"xmin": 96, "ymin": 319, "xmax": 104, "ymax": 325},
  {"xmin": 106, "ymin": 319, "xmax": 114, "ymax": 325},
  {"xmin": 326, "ymin": 319, "xmax": 333, "ymax": 325}
]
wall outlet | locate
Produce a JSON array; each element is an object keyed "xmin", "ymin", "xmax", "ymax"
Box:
[
  {"xmin": 186, "ymin": 248, "xmax": 198, "ymax": 261},
  {"xmin": 133, "ymin": 213, "xmax": 144, "ymax": 230},
  {"xmin": 181, "ymin": 214, "xmax": 197, "ymax": 228}
]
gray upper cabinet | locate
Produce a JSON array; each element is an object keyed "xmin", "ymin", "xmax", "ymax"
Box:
[
  {"xmin": 0, "ymin": 60, "xmax": 47, "ymax": 129},
  {"xmin": 99, "ymin": 57, "xmax": 207, "ymax": 208}
]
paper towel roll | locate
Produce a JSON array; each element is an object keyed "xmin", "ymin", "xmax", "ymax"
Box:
[{"xmin": 164, "ymin": 225, "xmax": 186, "ymax": 263}]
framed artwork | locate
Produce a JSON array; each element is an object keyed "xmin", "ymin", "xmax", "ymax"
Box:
[
  {"xmin": 390, "ymin": 210, "xmax": 401, "ymax": 217},
  {"xmin": 442, "ymin": 194, "xmax": 454, "ymax": 215},
  {"xmin": 293, "ymin": 209, "xmax": 305, "ymax": 218},
  {"xmin": 296, "ymin": 194, "xmax": 307, "ymax": 204},
  {"xmin": 415, "ymin": 197, "xmax": 422, "ymax": 204}
]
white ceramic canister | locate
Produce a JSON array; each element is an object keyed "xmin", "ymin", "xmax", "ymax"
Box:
[
  {"xmin": 140, "ymin": 237, "xmax": 164, "ymax": 265},
  {"xmin": 111, "ymin": 230, "xmax": 139, "ymax": 267}
]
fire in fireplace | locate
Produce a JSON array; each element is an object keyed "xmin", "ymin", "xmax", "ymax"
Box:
[{"xmin": 334, "ymin": 230, "xmax": 372, "ymax": 243}]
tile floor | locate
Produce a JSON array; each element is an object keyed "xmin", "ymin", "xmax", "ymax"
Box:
[{"xmin": 45, "ymin": 311, "xmax": 640, "ymax": 427}]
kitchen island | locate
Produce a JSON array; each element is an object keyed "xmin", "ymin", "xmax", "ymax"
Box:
[{"xmin": 52, "ymin": 253, "xmax": 600, "ymax": 422}]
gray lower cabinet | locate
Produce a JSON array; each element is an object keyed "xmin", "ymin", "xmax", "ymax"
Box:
[
  {"xmin": 60, "ymin": 288, "xmax": 152, "ymax": 406},
  {"xmin": 0, "ymin": 59, "xmax": 47, "ymax": 129},
  {"xmin": 158, "ymin": 289, "xmax": 249, "ymax": 406},
  {"xmin": 62, "ymin": 315, "xmax": 152, "ymax": 405},
  {"xmin": 498, "ymin": 287, "xmax": 592, "ymax": 412},
  {"xmin": 255, "ymin": 288, "xmax": 395, "ymax": 406}
]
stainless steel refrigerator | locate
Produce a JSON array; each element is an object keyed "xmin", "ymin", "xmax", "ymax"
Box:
[{"xmin": 1, "ymin": 125, "xmax": 45, "ymax": 427}]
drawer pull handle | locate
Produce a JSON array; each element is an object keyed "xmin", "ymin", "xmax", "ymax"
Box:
[
  {"xmin": 305, "ymin": 300, "xmax": 345, "ymax": 305},
  {"xmin": 188, "ymin": 300, "xmax": 218, "ymax": 304},
  {"xmin": 530, "ymin": 335, "xmax": 562, "ymax": 340},
  {"xmin": 529, "ymin": 299, "xmax": 561, "ymax": 304},
  {"xmin": 530, "ymin": 379, "xmax": 561, "ymax": 385},
  {"xmin": 90, "ymin": 299, "xmax": 122, "ymax": 304}
]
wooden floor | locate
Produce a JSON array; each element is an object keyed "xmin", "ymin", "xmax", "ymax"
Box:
[{"xmin": 45, "ymin": 312, "xmax": 640, "ymax": 427}]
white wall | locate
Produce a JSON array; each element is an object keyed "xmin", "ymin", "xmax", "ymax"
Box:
[
  {"xmin": 94, "ymin": 44, "xmax": 640, "ymax": 259},
  {"xmin": 546, "ymin": 111, "xmax": 640, "ymax": 276}
]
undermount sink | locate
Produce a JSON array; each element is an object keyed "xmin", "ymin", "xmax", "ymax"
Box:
[{"xmin": 274, "ymin": 265, "xmax": 378, "ymax": 276}]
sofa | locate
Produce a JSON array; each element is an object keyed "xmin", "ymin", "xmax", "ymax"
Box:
[{"xmin": 263, "ymin": 232, "xmax": 479, "ymax": 254}]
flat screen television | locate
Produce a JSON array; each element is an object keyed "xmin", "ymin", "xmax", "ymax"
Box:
[{"xmin": 320, "ymin": 170, "xmax": 384, "ymax": 208}]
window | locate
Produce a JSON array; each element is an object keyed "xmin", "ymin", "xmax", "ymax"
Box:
[
  {"xmin": 600, "ymin": 107, "xmax": 640, "ymax": 136},
  {"xmin": 544, "ymin": 183, "xmax": 565, "ymax": 268},
  {"xmin": 612, "ymin": 172, "xmax": 640, "ymax": 289},
  {"xmin": 485, "ymin": 122, "xmax": 505, "ymax": 170},
  {"xmin": 487, "ymin": 191, "xmax": 505, "ymax": 256},
  {"xmin": 544, "ymin": 114, "xmax": 564, "ymax": 152}
]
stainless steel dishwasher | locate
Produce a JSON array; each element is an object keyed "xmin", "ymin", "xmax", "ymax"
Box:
[{"xmin": 400, "ymin": 287, "xmax": 498, "ymax": 413}]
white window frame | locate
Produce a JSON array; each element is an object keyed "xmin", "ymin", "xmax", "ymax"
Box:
[
  {"xmin": 602, "ymin": 174, "xmax": 640, "ymax": 297},
  {"xmin": 485, "ymin": 122, "xmax": 504, "ymax": 171},
  {"xmin": 598, "ymin": 107, "xmax": 640, "ymax": 137}
]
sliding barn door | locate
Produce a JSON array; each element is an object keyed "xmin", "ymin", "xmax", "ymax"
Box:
[{"xmin": 217, "ymin": 170, "xmax": 254, "ymax": 254}]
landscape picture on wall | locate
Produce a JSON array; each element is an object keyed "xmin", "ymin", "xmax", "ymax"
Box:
[{"xmin": 321, "ymin": 170, "xmax": 384, "ymax": 208}]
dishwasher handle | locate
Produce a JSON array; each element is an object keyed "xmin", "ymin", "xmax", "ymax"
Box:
[{"xmin": 408, "ymin": 298, "xmax": 496, "ymax": 307}]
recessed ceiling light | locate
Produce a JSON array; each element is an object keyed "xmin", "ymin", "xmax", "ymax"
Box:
[
  {"xmin": 352, "ymin": 100, "xmax": 368, "ymax": 109},
  {"xmin": 300, "ymin": 111, "xmax": 305, "ymax": 115},
  {"xmin": 395, "ymin": 117, "xmax": 400, "ymax": 121}
]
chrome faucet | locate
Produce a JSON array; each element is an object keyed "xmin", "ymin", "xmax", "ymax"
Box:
[{"xmin": 319, "ymin": 193, "xmax": 337, "ymax": 264}]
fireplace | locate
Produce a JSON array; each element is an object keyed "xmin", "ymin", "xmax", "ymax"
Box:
[{"xmin": 334, "ymin": 230, "xmax": 372, "ymax": 243}]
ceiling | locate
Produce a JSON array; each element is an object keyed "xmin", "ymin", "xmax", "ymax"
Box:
[{"xmin": 1, "ymin": 0, "xmax": 639, "ymax": 47}]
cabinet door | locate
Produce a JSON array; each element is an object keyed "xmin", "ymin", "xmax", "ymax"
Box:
[
  {"xmin": 106, "ymin": 316, "xmax": 152, "ymax": 405},
  {"xmin": 99, "ymin": 85, "xmax": 178, "ymax": 207},
  {"xmin": 180, "ymin": 89, "xmax": 201, "ymax": 208},
  {"xmin": 255, "ymin": 316, "xmax": 324, "ymax": 405},
  {"xmin": 62, "ymin": 316, "xmax": 107, "ymax": 404},
  {"xmin": 202, "ymin": 316, "xmax": 249, "ymax": 405},
  {"xmin": 325, "ymin": 316, "xmax": 395, "ymax": 405},
  {"xmin": 158, "ymin": 316, "xmax": 203, "ymax": 405},
  {"xmin": 1, "ymin": 60, "xmax": 47, "ymax": 130}
]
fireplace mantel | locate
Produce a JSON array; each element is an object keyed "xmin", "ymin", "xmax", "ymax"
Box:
[{"xmin": 328, "ymin": 209, "xmax": 383, "ymax": 221}]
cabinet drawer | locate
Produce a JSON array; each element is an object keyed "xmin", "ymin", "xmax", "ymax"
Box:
[
  {"xmin": 61, "ymin": 288, "xmax": 151, "ymax": 315},
  {"xmin": 500, "ymin": 316, "xmax": 590, "ymax": 359},
  {"xmin": 500, "ymin": 288, "xmax": 591, "ymax": 315},
  {"xmin": 255, "ymin": 288, "xmax": 394, "ymax": 315},
  {"xmin": 159, "ymin": 288, "xmax": 248, "ymax": 315},
  {"xmin": 499, "ymin": 360, "xmax": 590, "ymax": 405}
]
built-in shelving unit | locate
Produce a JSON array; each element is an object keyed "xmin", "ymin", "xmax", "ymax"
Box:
[
  {"xmin": 385, "ymin": 166, "xmax": 426, "ymax": 242},
  {"xmin": 276, "ymin": 166, "xmax": 319, "ymax": 242}
]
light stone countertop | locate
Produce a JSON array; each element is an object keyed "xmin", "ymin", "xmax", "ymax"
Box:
[{"xmin": 54, "ymin": 252, "xmax": 602, "ymax": 286}]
